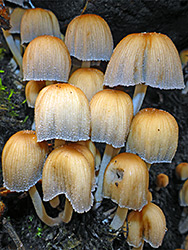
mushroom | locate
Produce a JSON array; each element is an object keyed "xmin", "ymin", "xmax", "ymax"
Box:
[
  {"xmin": 35, "ymin": 83, "xmax": 90, "ymax": 143},
  {"xmin": 1, "ymin": 130, "xmax": 61, "ymax": 227},
  {"xmin": 180, "ymin": 48, "xmax": 188, "ymax": 94},
  {"xmin": 90, "ymin": 89, "xmax": 133, "ymax": 208},
  {"xmin": 126, "ymin": 202, "xmax": 167, "ymax": 250},
  {"xmin": 20, "ymin": 7, "xmax": 61, "ymax": 45},
  {"xmin": 103, "ymin": 152, "xmax": 149, "ymax": 230},
  {"xmin": 103, "ymin": 32, "xmax": 184, "ymax": 115},
  {"xmin": 22, "ymin": 35, "xmax": 71, "ymax": 82},
  {"xmin": 179, "ymin": 179, "xmax": 188, "ymax": 234},
  {"xmin": 126, "ymin": 108, "xmax": 179, "ymax": 169},
  {"xmin": 176, "ymin": 162, "xmax": 188, "ymax": 181},
  {"xmin": 155, "ymin": 173, "xmax": 169, "ymax": 191},
  {"xmin": 68, "ymin": 68, "xmax": 104, "ymax": 101},
  {"xmin": 65, "ymin": 14, "xmax": 113, "ymax": 68},
  {"xmin": 25, "ymin": 80, "xmax": 46, "ymax": 108},
  {"xmin": 42, "ymin": 144, "xmax": 95, "ymax": 223}
]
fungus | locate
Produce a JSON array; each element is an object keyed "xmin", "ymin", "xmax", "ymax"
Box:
[
  {"xmin": 176, "ymin": 162, "xmax": 188, "ymax": 181},
  {"xmin": 35, "ymin": 83, "xmax": 90, "ymax": 142},
  {"xmin": 126, "ymin": 108, "xmax": 179, "ymax": 169},
  {"xmin": 103, "ymin": 32, "xmax": 184, "ymax": 115},
  {"xmin": 42, "ymin": 144, "xmax": 95, "ymax": 223},
  {"xmin": 20, "ymin": 8, "xmax": 61, "ymax": 45},
  {"xmin": 103, "ymin": 152, "xmax": 149, "ymax": 230},
  {"xmin": 68, "ymin": 68, "xmax": 104, "ymax": 101},
  {"xmin": 90, "ymin": 89, "xmax": 133, "ymax": 208},
  {"xmin": 25, "ymin": 80, "xmax": 46, "ymax": 108},
  {"xmin": 126, "ymin": 202, "xmax": 166, "ymax": 249},
  {"xmin": 65, "ymin": 14, "xmax": 113, "ymax": 67},
  {"xmin": 178, "ymin": 179, "xmax": 188, "ymax": 234},
  {"xmin": 1, "ymin": 130, "xmax": 61, "ymax": 227},
  {"xmin": 22, "ymin": 35, "xmax": 71, "ymax": 82},
  {"xmin": 155, "ymin": 173, "xmax": 169, "ymax": 191}
]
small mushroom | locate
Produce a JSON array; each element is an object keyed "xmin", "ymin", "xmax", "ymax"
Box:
[
  {"xmin": 20, "ymin": 8, "xmax": 61, "ymax": 45},
  {"xmin": 1, "ymin": 130, "xmax": 61, "ymax": 227},
  {"xmin": 65, "ymin": 14, "xmax": 113, "ymax": 67},
  {"xmin": 68, "ymin": 68, "xmax": 104, "ymax": 101},
  {"xmin": 176, "ymin": 162, "xmax": 188, "ymax": 181},
  {"xmin": 179, "ymin": 179, "xmax": 188, "ymax": 234},
  {"xmin": 35, "ymin": 83, "xmax": 90, "ymax": 142},
  {"xmin": 42, "ymin": 144, "xmax": 95, "ymax": 223},
  {"xmin": 155, "ymin": 173, "xmax": 169, "ymax": 191},
  {"xmin": 22, "ymin": 35, "xmax": 71, "ymax": 82},
  {"xmin": 103, "ymin": 32, "xmax": 184, "ymax": 115},
  {"xmin": 103, "ymin": 152, "xmax": 149, "ymax": 230},
  {"xmin": 90, "ymin": 89, "xmax": 133, "ymax": 208},
  {"xmin": 126, "ymin": 202, "xmax": 167, "ymax": 249},
  {"xmin": 126, "ymin": 108, "xmax": 179, "ymax": 169}
]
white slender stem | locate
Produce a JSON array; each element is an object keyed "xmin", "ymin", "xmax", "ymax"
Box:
[
  {"xmin": 179, "ymin": 213, "xmax": 188, "ymax": 234},
  {"xmin": 81, "ymin": 61, "xmax": 91, "ymax": 68},
  {"xmin": 110, "ymin": 206, "xmax": 128, "ymax": 230},
  {"xmin": 132, "ymin": 84, "xmax": 148, "ymax": 115},
  {"xmin": 28, "ymin": 186, "xmax": 61, "ymax": 227},
  {"xmin": 49, "ymin": 196, "xmax": 60, "ymax": 208},
  {"xmin": 59, "ymin": 198, "xmax": 73, "ymax": 223},
  {"xmin": 2, "ymin": 29, "xmax": 22, "ymax": 70},
  {"xmin": 94, "ymin": 144, "xmax": 115, "ymax": 208}
]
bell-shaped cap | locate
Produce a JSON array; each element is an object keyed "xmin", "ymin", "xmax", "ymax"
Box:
[
  {"xmin": 25, "ymin": 80, "xmax": 46, "ymax": 108},
  {"xmin": 65, "ymin": 14, "xmax": 113, "ymax": 61},
  {"xmin": 68, "ymin": 68, "xmax": 104, "ymax": 101},
  {"xmin": 179, "ymin": 179, "xmax": 188, "ymax": 206},
  {"xmin": 176, "ymin": 162, "xmax": 188, "ymax": 181},
  {"xmin": 127, "ymin": 210, "xmax": 143, "ymax": 248},
  {"xmin": 103, "ymin": 152, "xmax": 149, "ymax": 210},
  {"xmin": 142, "ymin": 202, "xmax": 167, "ymax": 248},
  {"xmin": 126, "ymin": 108, "xmax": 179, "ymax": 164},
  {"xmin": 35, "ymin": 83, "xmax": 90, "ymax": 142},
  {"xmin": 9, "ymin": 7, "xmax": 26, "ymax": 34},
  {"xmin": 127, "ymin": 202, "xmax": 166, "ymax": 248},
  {"xmin": 90, "ymin": 89, "xmax": 133, "ymax": 148},
  {"xmin": 20, "ymin": 8, "xmax": 61, "ymax": 44},
  {"xmin": 2, "ymin": 130, "xmax": 48, "ymax": 192},
  {"xmin": 104, "ymin": 32, "xmax": 184, "ymax": 89},
  {"xmin": 23, "ymin": 35, "xmax": 71, "ymax": 82},
  {"xmin": 42, "ymin": 145, "xmax": 94, "ymax": 213}
]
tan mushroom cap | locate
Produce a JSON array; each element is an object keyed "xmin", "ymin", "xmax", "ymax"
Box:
[
  {"xmin": 35, "ymin": 83, "xmax": 90, "ymax": 142},
  {"xmin": 180, "ymin": 48, "xmax": 188, "ymax": 67},
  {"xmin": 103, "ymin": 32, "xmax": 184, "ymax": 89},
  {"xmin": 2, "ymin": 130, "xmax": 48, "ymax": 192},
  {"xmin": 142, "ymin": 202, "xmax": 167, "ymax": 248},
  {"xmin": 42, "ymin": 145, "xmax": 94, "ymax": 213},
  {"xmin": 20, "ymin": 8, "xmax": 61, "ymax": 44},
  {"xmin": 25, "ymin": 80, "xmax": 46, "ymax": 108},
  {"xmin": 65, "ymin": 14, "xmax": 113, "ymax": 61},
  {"xmin": 156, "ymin": 173, "xmax": 169, "ymax": 191},
  {"xmin": 126, "ymin": 108, "xmax": 179, "ymax": 164},
  {"xmin": 68, "ymin": 68, "xmax": 104, "ymax": 102},
  {"xmin": 127, "ymin": 202, "xmax": 166, "ymax": 248},
  {"xmin": 179, "ymin": 179, "xmax": 188, "ymax": 206},
  {"xmin": 103, "ymin": 152, "xmax": 149, "ymax": 210},
  {"xmin": 9, "ymin": 7, "xmax": 26, "ymax": 34},
  {"xmin": 176, "ymin": 162, "xmax": 188, "ymax": 181},
  {"xmin": 90, "ymin": 89, "xmax": 133, "ymax": 148},
  {"xmin": 23, "ymin": 35, "xmax": 71, "ymax": 82}
]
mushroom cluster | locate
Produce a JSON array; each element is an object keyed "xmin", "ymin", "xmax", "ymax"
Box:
[{"xmin": 1, "ymin": 4, "xmax": 185, "ymax": 249}]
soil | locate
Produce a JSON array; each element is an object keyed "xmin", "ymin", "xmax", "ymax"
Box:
[{"xmin": 0, "ymin": 20, "xmax": 188, "ymax": 250}]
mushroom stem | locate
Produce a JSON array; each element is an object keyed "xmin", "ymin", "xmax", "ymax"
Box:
[
  {"xmin": 81, "ymin": 61, "xmax": 91, "ymax": 68},
  {"xmin": 132, "ymin": 84, "xmax": 148, "ymax": 115},
  {"xmin": 94, "ymin": 144, "xmax": 120, "ymax": 209},
  {"xmin": 28, "ymin": 185, "xmax": 62, "ymax": 227},
  {"xmin": 179, "ymin": 212, "xmax": 188, "ymax": 234},
  {"xmin": 132, "ymin": 240, "xmax": 144, "ymax": 250},
  {"xmin": 2, "ymin": 29, "xmax": 23, "ymax": 71},
  {"xmin": 59, "ymin": 198, "xmax": 73, "ymax": 223},
  {"xmin": 49, "ymin": 196, "xmax": 60, "ymax": 208},
  {"xmin": 110, "ymin": 206, "xmax": 128, "ymax": 230}
]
